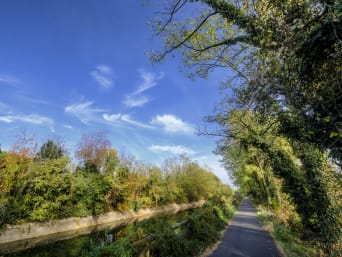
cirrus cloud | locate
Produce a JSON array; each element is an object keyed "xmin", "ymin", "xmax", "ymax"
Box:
[
  {"xmin": 149, "ymin": 144, "xmax": 196, "ymax": 155},
  {"xmin": 123, "ymin": 69, "xmax": 164, "ymax": 108},
  {"xmin": 103, "ymin": 113, "xmax": 154, "ymax": 129},
  {"xmin": 150, "ymin": 114, "xmax": 195, "ymax": 134},
  {"xmin": 0, "ymin": 74, "xmax": 20, "ymax": 86},
  {"xmin": 0, "ymin": 114, "xmax": 55, "ymax": 132},
  {"xmin": 90, "ymin": 65, "xmax": 114, "ymax": 89},
  {"xmin": 64, "ymin": 101, "xmax": 106, "ymax": 124}
]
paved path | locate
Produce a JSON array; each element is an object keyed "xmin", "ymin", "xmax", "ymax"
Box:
[{"xmin": 209, "ymin": 198, "xmax": 282, "ymax": 257}]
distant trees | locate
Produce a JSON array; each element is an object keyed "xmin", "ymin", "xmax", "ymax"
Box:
[
  {"xmin": 36, "ymin": 140, "xmax": 64, "ymax": 160},
  {"xmin": 163, "ymin": 156, "xmax": 228, "ymax": 202},
  {"xmin": 0, "ymin": 134, "xmax": 232, "ymax": 227},
  {"xmin": 76, "ymin": 132, "xmax": 111, "ymax": 172}
]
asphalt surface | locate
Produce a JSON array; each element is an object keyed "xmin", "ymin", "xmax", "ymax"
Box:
[{"xmin": 209, "ymin": 198, "xmax": 282, "ymax": 257}]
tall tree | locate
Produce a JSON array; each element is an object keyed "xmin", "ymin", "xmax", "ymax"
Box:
[
  {"xmin": 152, "ymin": 0, "xmax": 342, "ymax": 245},
  {"xmin": 212, "ymin": 109, "xmax": 341, "ymax": 244},
  {"xmin": 76, "ymin": 132, "xmax": 111, "ymax": 172},
  {"xmin": 36, "ymin": 140, "xmax": 64, "ymax": 160},
  {"xmin": 152, "ymin": 0, "xmax": 342, "ymax": 163}
]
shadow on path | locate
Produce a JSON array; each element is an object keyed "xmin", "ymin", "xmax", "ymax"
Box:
[{"xmin": 209, "ymin": 198, "xmax": 282, "ymax": 257}]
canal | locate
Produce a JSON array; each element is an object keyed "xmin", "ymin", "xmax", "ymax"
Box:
[{"xmin": 4, "ymin": 211, "xmax": 190, "ymax": 257}]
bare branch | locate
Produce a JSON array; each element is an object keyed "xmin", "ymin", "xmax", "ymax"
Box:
[
  {"xmin": 159, "ymin": 0, "xmax": 188, "ymax": 32},
  {"xmin": 160, "ymin": 11, "xmax": 218, "ymax": 59}
]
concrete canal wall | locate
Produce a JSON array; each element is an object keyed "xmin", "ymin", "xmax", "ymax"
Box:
[{"xmin": 0, "ymin": 201, "xmax": 204, "ymax": 254}]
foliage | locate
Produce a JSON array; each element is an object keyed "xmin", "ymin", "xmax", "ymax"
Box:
[
  {"xmin": 35, "ymin": 140, "xmax": 64, "ymax": 160},
  {"xmin": 0, "ymin": 133, "xmax": 231, "ymax": 227},
  {"xmin": 152, "ymin": 1, "xmax": 342, "ymax": 246},
  {"xmin": 71, "ymin": 169, "xmax": 112, "ymax": 216},
  {"xmin": 21, "ymin": 157, "xmax": 73, "ymax": 221},
  {"xmin": 220, "ymin": 110, "xmax": 341, "ymax": 244},
  {"xmin": 9, "ymin": 198, "xmax": 235, "ymax": 257},
  {"xmin": 258, "ymin": 206, "xmax": 342, "ymax": 257},
  {"xmin": 162, "ymin": 155, "xmax": 231, "ymax": 203},
  {"xmin": 85, "ymin": 199, "xmax": 234, "ymax": 257},
  {"xmin": 76, "ymin": 132, "xmax": 111, "ymax": 172},
  {"xmin": 0, "ymin": 150, "xmax": 33, "ymax": 226},
  {"xmin": 152, "ymin": 0, "xmax": 342, "ymax": 163},
  {"xmin": 1, "ymin": 134, "xmax": 234, "ymax": 255}
]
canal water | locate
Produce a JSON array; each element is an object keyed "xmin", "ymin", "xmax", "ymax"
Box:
[
  {"xmin": 5, "ymin": 227, "xmax": 121, "ymax": 257},
  {"xmin": 4, "ymin": 211, "xmax": 190, "ymax": 257}
]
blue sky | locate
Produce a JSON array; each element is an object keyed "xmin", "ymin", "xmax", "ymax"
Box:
[{"xmin": 0, "ymin": 0, "xmax": 231, "ymax": 184}]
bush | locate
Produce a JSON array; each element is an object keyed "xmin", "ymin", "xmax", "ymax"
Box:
[
  {"xmin": 0, "ymin": 197, "xmax": 21, "ymax": 227},
  {"xmin": 71, "ymin": 170, "xmax": 111, "ymax": 216},
  {"xmin": 21, "ymin": 158, "xmax": 73, "ymax": 221},
  {"xmin": 86, "ymin": 200, "xmax": 235, "ymax": 257}
]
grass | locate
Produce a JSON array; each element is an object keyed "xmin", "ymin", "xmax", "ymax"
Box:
[{"xmin": 257, "ymin": 207, "xmax": 321, "ymax": 257}]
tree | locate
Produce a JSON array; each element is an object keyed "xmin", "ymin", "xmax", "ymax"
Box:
[
  {"xmin": 224, "ymin": 141, "xmax": 277, "ymax": 206},
  {"xmin": 71, "ymin": 169, "xmax": 111, "ymax": 216},
  {"xmin": 213, "ymin": 109, "xmax": 341, "ymax": 244},
  {"xmin": 152, "ymin": 0, "xmax": 342, "ymax": 246},
  {"xmin": 36, "ymin": 140, "xmax": 64, "ymax": 160},
  {"xmin": 146, "ymin": 166, "xmax": 165, "ymax": 207},
  {"xmin": 0, "ymin": 133, "xmax": 37, "ymax": 226},
  {"xmin": 161, "ymin": 156, "xmax": 225, "ymax": 202},
  {"xmin": 152, "ymin": 0, "xmax": 342, "ymax": 163},
  {"xmin": 104, "ymin": 148, "xmax": 120, "ymax": 175},
  {"xmin": 0, "ymin": 150, "xmax": 22, "ymax": 226},
  {"xmin": 76, "ymin": 132, "xmax": 111, "ymax": 172},
  {"xmin": 21, "ymin": 157, "xmax": 73, "ymax": 221}
]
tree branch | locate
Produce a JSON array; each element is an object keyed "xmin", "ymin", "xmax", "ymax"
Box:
[
  {"xmin": 160, "ymin": 11, "xmax": 218, "ymax": 59},
  {"xmin": 159, "ymin": 0, "xmax": 188, "ymax": 32}
]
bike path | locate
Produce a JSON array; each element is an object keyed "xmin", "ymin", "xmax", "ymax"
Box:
[{"xmin": 209, "ymin": 198, "xmax": 282, "ymax": 257}]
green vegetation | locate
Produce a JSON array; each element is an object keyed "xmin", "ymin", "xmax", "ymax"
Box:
[
  {"xmin": 10, "ymin": 199, "xmax": 234, "ymax": 257},
  {"xmin": 214, "ymin": 110, "xmax": 342, "ymax": 246},
  {"xmin": 152, "ymin": 0, "xmax": 342, "ymax": 255},
  {"xmin": 90, "ymin": 199, "xmax": 235, "ymax": 257},
  {"xmin": 5, "ymin": 198, "xmax": 236, "ymax": 257},
  {"xmin": 257, "ymin": 207, "xmax": 340, "ymax": 257},
  {"xmin": 1, "ymin": 1, "xmax": 341, "ymax": 256},
  {"xmin": 0, "ymin": 133, "xmax": 232, "ymax": 228}
]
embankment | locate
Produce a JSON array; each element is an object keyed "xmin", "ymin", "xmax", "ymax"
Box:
[{"xmin": 0, "ymin": 201, "xmax": 204, "ymax": 254}]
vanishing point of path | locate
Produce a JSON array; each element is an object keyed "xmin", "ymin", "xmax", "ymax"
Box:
[{"xmin": 209, "ymin": 198, "xmax": 282, "ymax": 257}]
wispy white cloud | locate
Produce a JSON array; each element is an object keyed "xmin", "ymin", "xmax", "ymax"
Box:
[
  {"xmin": 103, "ymin": 113, "xmax": 154, "ymax": 129},
  {"xmin": 151, "ymin": 114, "xmax": 195, "ymax": 134},
  {"xmin": 123, "ymin": 69, "xmax": 164, "ymax": 108},
  {"xmin": 0, "ymin": 74, "xmax": 20, "ymax": 86},
  {"xmin": 123, "ymin": 95, "xmax": 149, "ymax": 108},
  {"xmin": 0, "ymin": 116, "xmax": 13, "ymax": 123},
  {"xmin": 0, "ymin": 114, "xmax": 55, "ymax": 132},
  {"xmin": 135, "ymin": 69, "xmax": 164, "ymax": 94},
  {"xmin": 96, "ymin": 65, "xmax": 111, "ymax": 74},
  {"xmin": 90, "ymin": 65, "xmax": 113, "ymax": 89},
  {"xmin": 63, "ymin": 124, "xmax": 73, "ymax": 130},
  {"xmin": 64, "ymin": 101, "xmax": 106, "ymax": 124},
  {"xmin": 120, "ymin": 114, "xmax": 154, "ymax": 129},
  {"xmin": 103, "ymin": 113, "xmax": 120, "ymax": 122},
  {"xmin": 65, "ymin": 101, "xmax": 154, "ymax": 129},
  {"xmin": 149, "ymin": 144, "xmax": 196, "ymax": 155}
]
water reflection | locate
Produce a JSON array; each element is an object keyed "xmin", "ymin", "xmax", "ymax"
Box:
[
  {"xmin": 5, "ymin": 226, "xmax": 121, "ymax": 257},
  {"xmin": 5, "ymin": 211, "xmax": 189, "ymax": 257}
]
